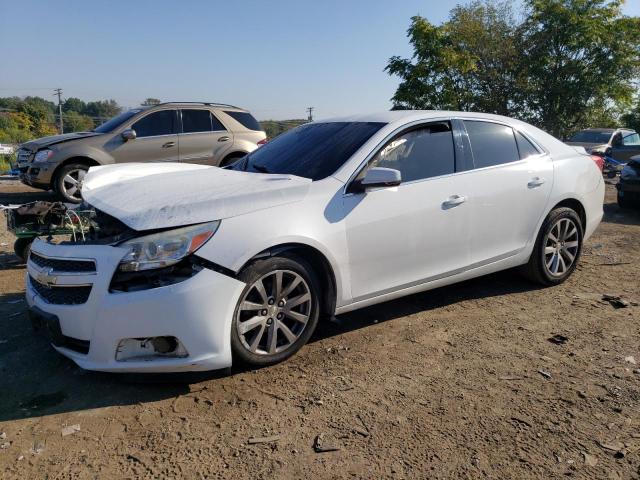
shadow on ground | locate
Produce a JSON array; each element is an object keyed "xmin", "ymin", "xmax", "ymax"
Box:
[{"xmin": 0, "ymin": 266, "xmax": 540, "ymax": 422}]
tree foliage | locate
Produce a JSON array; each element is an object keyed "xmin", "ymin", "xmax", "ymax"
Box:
[
  {"xmin": 386, "ymin": 0, "xmax": 640, "ymax": 137},
  {"xmin": 141, "ymin": 98, "xmax": 161, "ymax": 106}
]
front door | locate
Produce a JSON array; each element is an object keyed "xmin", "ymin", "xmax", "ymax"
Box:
[
  {"xmin": 343, "ymin": 121, "xmax": 471, "ymax": 301},
  {"xmin": 462, "ymin": 120, "xmax": 553, "ymax": 265},
  {"xmin": 178, "ymin": 109, "xmax": 233, "ymax": 165},
  {"xmin": 109, "ymin": 109, "xmax": 179, "ymax": 163}
]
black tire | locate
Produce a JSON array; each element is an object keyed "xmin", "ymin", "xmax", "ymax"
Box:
[
  {"xmin": 219, "ymin": 153, "xmax": 246, "ymax": 168},
  {"xmin": 617, "ymin": 192, "xmax": 630, "ymax": 209},
  {"xmin": 14, "ymin": 237, "xmax": 33, "ymax": 262},
  {"xmin": 231, "ymin": 254, "xmax": 321, "ymax": 367},
  {"xmin": 521, "ymin": 207, "xmax": 584, "ymax": 286},
  {"xmin": 54, "ymin": 163, "xmax": 89, "ymax": 203}
]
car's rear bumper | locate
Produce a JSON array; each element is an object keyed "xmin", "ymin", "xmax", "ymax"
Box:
[{"xmin": 26, "ymin": 239, "xmax": 245, "ymax": 373}]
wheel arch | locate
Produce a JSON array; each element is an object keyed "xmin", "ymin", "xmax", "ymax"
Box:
[
  {"xmin": 549, "ymin": 197, "xmax": 586, "ymax": 230},
  {"xmin": 242, "ymin": 242, "xmax": 338, "ymax": 317},
  {"xmin": 51, "ymin": 156, "xmax": 100, "ymax": 183}
]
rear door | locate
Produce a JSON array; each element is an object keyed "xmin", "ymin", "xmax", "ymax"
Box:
[
  {"xmin": 610, "ymin": 131, "xmax": 640, "ymax": 163},
  {"xmin": 110, "ymin": 109, "xmax": 179, "ymax": 163},
  {"xmin": 463, "ymin": 120, "xmax": 553, "ymax": 266},
  {"xmin": 178, "ymin": 109, "xmax": 233, "ymax": 165}
]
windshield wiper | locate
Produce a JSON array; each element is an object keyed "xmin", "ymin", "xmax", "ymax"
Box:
[{"xmin": 252, "ymin": 164, "xmax": 271, "ymax": 174}]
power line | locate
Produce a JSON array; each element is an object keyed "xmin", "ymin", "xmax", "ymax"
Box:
[
  {"xmin": 306, "ymin": 107, "xmax": 314, "ymax": 122},
  {"xmin": 53, "ymin": 88, "xmax": 64, "ymax": 134}
]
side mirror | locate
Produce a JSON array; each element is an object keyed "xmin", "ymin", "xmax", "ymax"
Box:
[
  {"xmin": 357, "ymin": 167, "xmax": 401, "ymax": 191},
  {"xmin": 121, "ymin": 129, "xmax": 137, "ymax": 141}
]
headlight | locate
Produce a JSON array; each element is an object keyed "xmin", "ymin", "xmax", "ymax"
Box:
[
  {"xmin": 34, "ymin": 149, "xmax": 54, "ymax": 162},
  {"xmin": 118, "ymin": 221, "xmax": 220, "ymax": 272},
  {"xmin": 620, "ymin": 165, "xmax": 637, "ymax": 180}
]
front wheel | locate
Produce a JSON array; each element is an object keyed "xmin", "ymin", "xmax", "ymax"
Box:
[
  {"xmin": 231, "ymin": 254, "xmax": 320, "ymax": 367},
  {"xmin": 521, "ymin": 207, "xmax": 583, "ymax": 286},
  {"xmin": 54, "ymin": 163, "xmax": 88, "ymax": 203}
]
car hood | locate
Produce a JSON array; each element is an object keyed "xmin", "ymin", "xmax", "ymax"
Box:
[
  {"xmin": 82, "ymin": 163, "xmax": 312, "ymax": 231},
  {"xmin": 21, "ymin": 131, "xmax": 103, "ymax": 151}
]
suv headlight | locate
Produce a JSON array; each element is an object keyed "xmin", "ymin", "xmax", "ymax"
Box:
[
  {"xmin": 34, "ymin": 149, "xmax": 54, "ymax": 162},
  {"xmin": 620, "ymin": 165, "xmax": 637, "ymax": 181},
  {"xmin": 118, "ymin": 221, "xmax": 220, "ymax": 272}
]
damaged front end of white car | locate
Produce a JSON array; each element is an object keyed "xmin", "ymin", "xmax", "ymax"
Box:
[{"xmin": 25, "ymin": 162, "xmax": 311, "ymax": 373}]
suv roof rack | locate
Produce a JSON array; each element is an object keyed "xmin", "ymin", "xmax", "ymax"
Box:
[{"xmin": 158, "ymin": 101, "xmax": 241, "ymax": 109}]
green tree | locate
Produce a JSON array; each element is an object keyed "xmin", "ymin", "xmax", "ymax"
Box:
[
  {"xmin": 386, "ymin": 0, "xmax": 640, "ymax": 138},
  {"xmin": 63, "ymin": 97, "xmax": 87, "ymax": 113},
  {"xmin": 621, "ymin": 97, "xmax": 640, "ymax": 132},
  {"xmin": 0, "ymin": 112, "xmax": 34, "ymax": 143},
  {"xmin": 84, "ymin": 99, "xmax": 121, "ymax": 121},
  {"xmin": 520, "ymin": 0, "xmax": 640, "ymax": 137},
  {"xmin": 386, "ymin": 1, "xmax": 522, "ymax": 115},
  {"xmin": 63, "ymin": 111, "xmax": 95, "ymax": 132},
  {"xmin": 141, "ymin": 97, "xmax": 161, "ymax": 106}
]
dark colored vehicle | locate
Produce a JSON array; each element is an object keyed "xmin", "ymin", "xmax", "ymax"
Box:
[
  {"xmin": 617, "ymin": 155, "xmax": 640, "ymax": 208},
  {"xmin": 567, "ymin": 128, "xmax": 640, "ymax": 163}
]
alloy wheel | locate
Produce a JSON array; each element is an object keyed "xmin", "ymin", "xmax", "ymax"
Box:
[
  {"xmin": 543, "ymin": 218, "xmax": 579, "ymax": 277},
  {"xmin": 61, "ymin": 168, "xmax": 86, "ymax": 201},
  {"xmin": 236, "ymin": 269, "xmax": 312, "ymax": 356}
]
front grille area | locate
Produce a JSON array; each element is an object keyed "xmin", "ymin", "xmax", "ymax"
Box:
[
  {"xmin": 17, "ymin": 149, "xmax": 32, "ymax": 163},
  {"xmin": 29, "ymin": 276, "xmax": 92, "ymax": 305},
  {"xmin": 30, "ymin": 252, "xmax": 96, "ymax": 273}
]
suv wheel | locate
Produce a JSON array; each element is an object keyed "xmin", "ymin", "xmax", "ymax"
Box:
[
  {"xmin": 521, "ymin": 207, "xmax": 583, "ymax": 286},
  {"xmin": 220, "ymin": 153, "xmax": 246, "ymax": 168},
  {"xmin": 231, "ymin": 254, "xmax": 320, "ymax": 367},
  {"xmin": 54, "ymin": 163, "xmax": 88, "ymax": 203}
]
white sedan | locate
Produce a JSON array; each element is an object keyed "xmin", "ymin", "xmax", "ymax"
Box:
[{"xmin": 26, "ymin": 111, "xmax": 604, "ymax": 372}]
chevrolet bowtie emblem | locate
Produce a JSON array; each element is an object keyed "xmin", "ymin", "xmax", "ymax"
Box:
[{"xmin": 35, "ymin": 267, "xmax": 58, "ymax": 287}]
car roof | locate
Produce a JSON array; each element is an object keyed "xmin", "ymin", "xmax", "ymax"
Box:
[
  {"xmin": 320, "ymin": 110, "xmax": 535, "ymax": 125},
  {"xmin": 156, "ymin": 102, "xmax": 248, "ymax": 112}
]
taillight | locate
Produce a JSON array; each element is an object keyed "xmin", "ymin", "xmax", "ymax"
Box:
[
  {"xmin": 590, "ymin": 154, "xmax": 604, "ymax": 172},
  {"xmin": 257, "ymin": 138, "xmax": 268, "ymax": 146}
]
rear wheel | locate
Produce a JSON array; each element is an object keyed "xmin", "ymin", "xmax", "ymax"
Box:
[
  {"xmin": 54, "ymin": 163, "xmax": 89, "ymax": 203},
  {"xmin": 219, "ymin": 153, "xmax": 246, "ymax": 168},
  {"xmin": 521, "ymin": 207, "xmax": 583, "ymax": 286},
  {"xmin": 231, "ymin": 254, "xmax": 320, "ymax": 367}
]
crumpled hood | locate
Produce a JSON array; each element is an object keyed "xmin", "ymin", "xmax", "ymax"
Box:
[
  {"xmin": 82, "ymin": 163, "xmax": 312, "ymax": 231},
  {"xmin": 22, "ymin": 131, "xmax": 102, "ymax": 150}
]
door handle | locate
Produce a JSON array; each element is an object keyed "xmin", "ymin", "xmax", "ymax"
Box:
[
  {"xmin": 218, "ymin": 136, "xmax": 230, "ymax": 142},
  {"xmin": 162, "ymin": 141, "xmax": 176, "ymax": 148},
  {"xmin": 528, "ymin": 177, "xmax": 545, "ymax": 188},
  {"xmin": 442, "ymin": 194, "xmax": 467, "ymax": 209}
]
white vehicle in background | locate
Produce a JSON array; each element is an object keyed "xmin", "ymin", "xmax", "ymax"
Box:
[
  {"xmin": 0, "ymin": 143, "xmax": 15, "ymax": 155},
  {"xmin": 26, "ymin": 111, "xmax": 604, "ymax": 373}
]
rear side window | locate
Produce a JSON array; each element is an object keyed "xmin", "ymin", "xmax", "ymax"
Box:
[
  {"xmin": 182, "ymin": 110, "xmax": 212, "ymax": 133},
  {"xmin": 465, "ymin": 121, "xmax": 519, "ymax": 168},
  {"xmin": 132, "ymin": 110, "xmax": 176, "ymax": 137},
  {"xmin": 224, "ymin": 111, "xmax": 262, "ymax": 131},
  {"xmin": 369, "ymin": 122, "xmax": 455, "ymax": 182},
  {"xmin": 515, "ymin": 131, "xmax": 541, "ymax": 159}
]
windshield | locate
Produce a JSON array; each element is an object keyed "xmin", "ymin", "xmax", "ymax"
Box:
[
  {"xmin": 93, "ymin": 109, "xmax": 145, "ymax": 133},
  {"xmin": 568, "ymin": 130, "xmax": 612, "ymax": 144},
  {"xmin": 231, "ymin": 122, "xmax": 385, "ymax": 180}
]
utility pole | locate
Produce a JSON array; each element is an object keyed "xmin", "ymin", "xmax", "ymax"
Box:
[
  {"xmin": 54, "ymin": 88, "xmax": 64, "ymax": 134},
  {"xmin": 306, "ymin": 107, "xmax": 314, "ymax": 122}
]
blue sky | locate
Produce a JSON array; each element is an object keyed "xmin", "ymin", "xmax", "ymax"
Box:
[{"xmin": 1, "ymin": 0, "xmax": 639, "ymax": 120}]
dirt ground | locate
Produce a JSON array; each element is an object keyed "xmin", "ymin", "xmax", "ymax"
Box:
[{"xmin": 0, "ymin": 178, "xmax": 638, "ymax": 479}]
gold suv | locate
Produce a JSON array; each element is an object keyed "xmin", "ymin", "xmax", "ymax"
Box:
[{"xmin": 16, "ymin": 102, "xmax": 267, "ymax": 202}]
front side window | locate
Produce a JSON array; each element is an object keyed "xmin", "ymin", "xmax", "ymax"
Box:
[
  {"xmin": 94, "ymin": 109, "xmax": 143, "ymax": 133},
  {"xmin": 132, "ymin": 110, "xmax": 176, "ymax": 137},
  {"xmin": 367, "ymin": 122, "xmax": 455, "ymax": 183},
  {"xmin": 181, "ymin": 109, "xmax": 215, "ymax": 133},
  {"xmin": 465, "ymin": 121, "xmax": 520, "ymax": 168}
]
